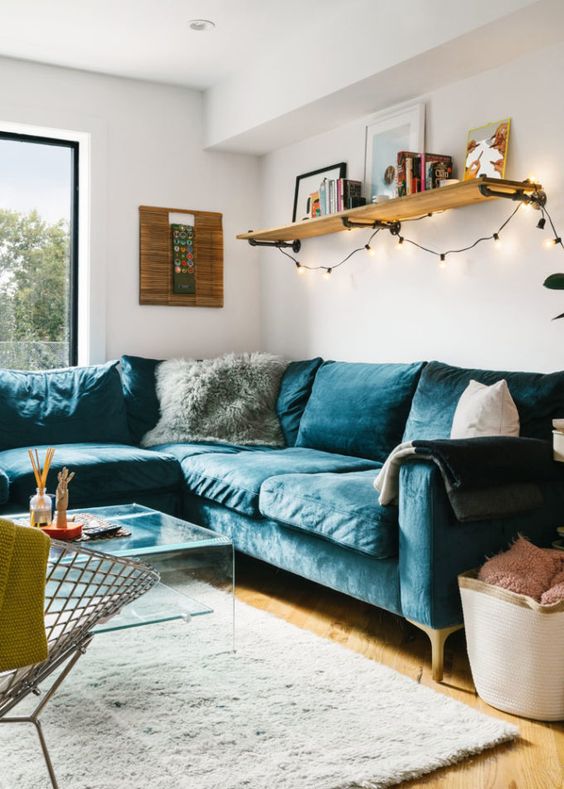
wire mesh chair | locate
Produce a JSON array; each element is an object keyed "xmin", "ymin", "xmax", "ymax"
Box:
[{"xmin": 0, "ymin": 538, "xmax": 159, "ymax": 788}]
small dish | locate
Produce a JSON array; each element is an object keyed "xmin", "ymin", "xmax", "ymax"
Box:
[{"xmin": 41, "ymin": 522, "xmax": 83, "ymax": 540}]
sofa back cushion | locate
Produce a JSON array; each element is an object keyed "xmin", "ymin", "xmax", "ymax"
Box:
[
  {"xmin": 276, "ymin": 357, "xmax": 323, "ymax": 446},
  {"xmin": 120, "ymin": 355, "xmax": 162, "ymax": 444},
  {"xmin": 295, "ymin": 361, "xmax": 425, "ymax": 461},
  {"xmin": 404, "ymin": 360, "xmax": 564, "ymax": 441},
  {"xmin": 0, "ymin": 362, "xmax": 131, "ymax": 451}
]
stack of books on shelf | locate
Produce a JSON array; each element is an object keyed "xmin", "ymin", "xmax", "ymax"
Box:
[
  {"xmin": 397, "ymin": 152, "xmax": 453, "ymax": 196},
  {"xmin": 308, "ymin": 178, "xmax": 365, "ymax": 218}
]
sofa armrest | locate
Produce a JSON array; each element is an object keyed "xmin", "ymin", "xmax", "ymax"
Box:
[{"xmin": 397, "ymin": 461, "xmax": 564, "ymax": 629}]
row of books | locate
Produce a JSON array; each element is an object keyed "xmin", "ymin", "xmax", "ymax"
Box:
[
  {"xmin": 309, "ymin": 179, "xmax": 365, "ymax": 218},
  {"xmin": 397, "ymin": 152, "xmax": 453, "ymax": 196}
]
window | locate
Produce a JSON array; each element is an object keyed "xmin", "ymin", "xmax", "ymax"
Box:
[{"xmin": 0, "ymin": 131, "xmax": 78, "ymax": 369}]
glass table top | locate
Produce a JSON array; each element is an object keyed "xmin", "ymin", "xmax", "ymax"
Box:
[
  {"xmin": 13, "ymin": 504, "xmax": 234, "ymax": 635},
  {"xmin": 66, "ymin": 503, "xmax": 231, "ymax": 558}
]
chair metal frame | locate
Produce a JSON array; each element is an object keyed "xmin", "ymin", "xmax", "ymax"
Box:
[{"xmin": 0, "ymin": 538, "xmax": 159, "ymax": 788}]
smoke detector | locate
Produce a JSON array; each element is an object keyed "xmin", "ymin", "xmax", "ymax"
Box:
[{"xmin": 188, "ymin": 19, "xmax": 216, "ymax": 32}]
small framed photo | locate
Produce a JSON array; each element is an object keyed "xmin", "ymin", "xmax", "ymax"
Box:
[
  {"xmin": 363, "ymin": 102, "xmax": 425, "ymax": 201},
  {"xmin": 464, "ymin": 118, "xmax": 511, "ymax": 180},
  {"xmin": 292, "ymin": 162, "xmax": 346, "ymax": 222}
]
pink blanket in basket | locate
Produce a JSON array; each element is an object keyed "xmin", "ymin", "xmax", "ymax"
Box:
[{"xmin": 479, "ymin": 537, "xmax": 564, "ymax": 605}]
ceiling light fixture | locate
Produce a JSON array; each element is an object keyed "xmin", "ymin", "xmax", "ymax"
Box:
[{"xmin": 188, "ymin": 19, "xmax": 216, "ymax": 32}]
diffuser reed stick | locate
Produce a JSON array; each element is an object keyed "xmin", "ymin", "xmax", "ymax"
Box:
[
  {"xmin": 27, "ymin": 448, "xmax": 55, "ymax": 489},
  {"xmin": 28, "ymin": 449, "xmax": 41, "ymax": 488}
]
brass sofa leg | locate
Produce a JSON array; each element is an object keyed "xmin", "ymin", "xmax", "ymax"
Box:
[{"xmin": 407, "ymin": 619, "xmax": 463, "ymax": 682}]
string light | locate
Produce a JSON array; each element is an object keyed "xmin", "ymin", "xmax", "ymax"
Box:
[
  {"xmin": 544, "ymin": 237, "xmax": 561, "ymax": 249},
  {"xmin": 273, "ymin": 191, "xmax": 564, "ymax": 277}
]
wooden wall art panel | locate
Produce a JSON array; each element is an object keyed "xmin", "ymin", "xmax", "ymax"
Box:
[{"xmin": 139, "ymin": 205, "xmax": 223, "ymax": 307}]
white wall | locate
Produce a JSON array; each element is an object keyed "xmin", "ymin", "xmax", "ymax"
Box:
[
  {"xmin": 259, "ymin": 41, "xmax": 564, "ymax": 372},
  {"xmin": 0, "ymin": 57, "xmax": 262, "ymax": 364}
]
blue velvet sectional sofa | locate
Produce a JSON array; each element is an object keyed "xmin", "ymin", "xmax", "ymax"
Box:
[{"xmin": 1, "ymin": 355, "xmax": 563, "ymax": 680}]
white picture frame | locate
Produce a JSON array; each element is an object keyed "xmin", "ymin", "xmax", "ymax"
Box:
[{"xmin": 363, "ymin": 102, "xmax": 425, "ymax": 202}]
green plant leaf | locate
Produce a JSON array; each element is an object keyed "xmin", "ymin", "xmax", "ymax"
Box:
[{"xmin": 543, "ymin": 274, "xmax": 564, "ymax": 289}]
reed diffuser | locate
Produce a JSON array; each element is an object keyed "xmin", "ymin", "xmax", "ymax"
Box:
[{"xmin": 28, "ymin": 448, "xmax": 55, "ymax": 528}]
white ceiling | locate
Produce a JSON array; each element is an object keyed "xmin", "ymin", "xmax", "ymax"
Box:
[
  {"xmin": 0, "ymin": 0, "xmax": 559, "ymax": 154},
  {"xmin": 0, "ymin": 0, "xmax": 343, "ymax": 89}
]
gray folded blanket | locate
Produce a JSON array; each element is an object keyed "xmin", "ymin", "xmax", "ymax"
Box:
[{"xmin": 375, "ymin": 439, "xmax": 545, "ymax": 522}]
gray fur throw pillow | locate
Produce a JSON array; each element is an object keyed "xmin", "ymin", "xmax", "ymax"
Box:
[{"xmin": 142, "ymin": 353, "xmax": 288, "ymax": 448}]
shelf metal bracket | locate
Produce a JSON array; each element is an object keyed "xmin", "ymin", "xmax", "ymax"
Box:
[
  {"xmin": 478, "ymin": 181, "xmax": 547, "ymax": 209},
  {"xmin": 247, "ymin": 238, "xmax": 301, "ymax": 253},
  {"xmin": 341, "ymin": 217, "xmax": 401, "ymax": 235}
]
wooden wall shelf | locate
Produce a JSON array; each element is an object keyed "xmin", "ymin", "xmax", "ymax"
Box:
[{"xmin": 237, "ymin": 178, "xmax": 542, "ymax": 244}]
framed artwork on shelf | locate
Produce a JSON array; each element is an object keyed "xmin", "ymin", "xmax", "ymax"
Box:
[
  {"xmin": 363, "ymin": 102, "xmax": 425, "ymax": 201},
  {"xmin": 292, "ymin": 162, "xmax": 346, "ymax": 222},
  {"xmin": 464, "ymin": 118, "xmax": 511, "ymax": 180}
]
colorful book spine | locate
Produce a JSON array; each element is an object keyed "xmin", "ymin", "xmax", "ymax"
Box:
[
  {"xmin": 319, "ymin": 179, "xmax": 327, "ymax": 215},
  {"xmin": 398, "ymin": 152, "xmax": 453, "ymax": 193},
  {"xmin": 406, "ymin": 157, "xmax": 413, "ymax": 195},
  {"xmin": 420, "ymin": 153, "xmax": 426, "ymax": 191},
  {"xmin": 424, "ymin": 154, "xmax": 453, "ymax": 188}
]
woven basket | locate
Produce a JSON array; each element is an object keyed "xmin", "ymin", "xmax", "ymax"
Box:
[{"xmin": 459, "ymin": 569, "xmax": 564, "ymax": 721}]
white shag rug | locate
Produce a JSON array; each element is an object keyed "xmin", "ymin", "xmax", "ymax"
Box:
[{"xmin": 0, "ymin": 574, "xmax": 518, "ymax": 789}]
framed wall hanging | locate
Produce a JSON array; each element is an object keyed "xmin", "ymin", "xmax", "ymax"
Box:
[
  {"xmin": 363, "ymin": 102, "xmax": 425, "ymax": 202},
  {"xmin": 463, "ymin": 118, "xmax": 511, "ymax": 180},
  {"xmin": 292, "ymin": 163, "xmax": 346, "ymax": 222},
  {"xmin": 139, "ymin": 205, "xmax": 223, "ymax": 307}
]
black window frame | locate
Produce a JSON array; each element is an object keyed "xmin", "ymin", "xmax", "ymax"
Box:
[{"xmin": 0, "ymin": 130, "xmax": 79, "ymax": 367}]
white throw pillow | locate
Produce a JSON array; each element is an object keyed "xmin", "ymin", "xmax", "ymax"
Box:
[{"xmin": 450, "ymin": 379, "xmax": 520, "ymax": 439}]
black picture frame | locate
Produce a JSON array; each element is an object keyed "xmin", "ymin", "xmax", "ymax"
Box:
[{"xmin": 292, "ymin": 162, "xmax": 347, "ymax": 222}]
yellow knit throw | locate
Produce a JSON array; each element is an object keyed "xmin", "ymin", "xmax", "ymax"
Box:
[{"xmin": 0, "ymin": 518, "xmax": 50, "ymax": 672}]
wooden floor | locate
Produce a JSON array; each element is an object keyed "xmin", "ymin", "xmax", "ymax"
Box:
[{"xmin": 234, "ymin": 555, "xmax": 564, "ymax": 789}]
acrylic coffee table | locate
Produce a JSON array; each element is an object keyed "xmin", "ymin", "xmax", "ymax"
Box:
[{"xmin": 42, "ymin": 503, "xmax": 235, "ymax": 645}]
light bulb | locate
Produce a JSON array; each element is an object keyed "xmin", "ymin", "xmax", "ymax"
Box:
[
  {"xmin": 365, "ymin": 244, "xmax": 376, "ymax": 257},
  {"xmin": 544, "ymin": 238, "xmax": 560, "ymax": 250},
  {"xmin": 439, "ymin": 254, "xmax": 447, "ymax": 269},
  {"xmin": 322, "ymin": 268, "xmax": 332, "ymax": 280},
  {"xmin": 295, "ymin": 262, "xmax": 306, "ymax": 274},
  {"xmin": 397, "ymin": 236, "xmax": 405, "ymax": 249}
]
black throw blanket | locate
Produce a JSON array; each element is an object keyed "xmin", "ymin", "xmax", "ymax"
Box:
[
  {"xmin": 412, "ymin": 437, "xmax": 563, "ymax": 489},
  {"xmin": 375, "ymin": 437, "xmax": 564, "ymax": 522}
]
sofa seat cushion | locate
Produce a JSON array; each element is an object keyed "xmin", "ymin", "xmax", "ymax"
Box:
[
  {"xmin": 180, "ymin": 447, "xmax": 379, "ymax": 517},
  {"xmin": 148, "ymin": 442, "xmax": 244, "ymax": 462},
  {"xmin": 259, "ymin": 469, "xmax": 397, "ymax": 559},
  {"xmin": 1, "ymin": 444, "xmax": 182, "ymax": 506}
]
